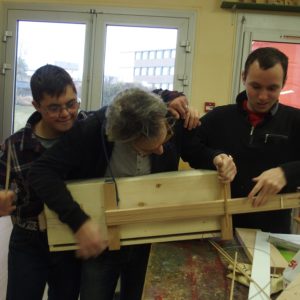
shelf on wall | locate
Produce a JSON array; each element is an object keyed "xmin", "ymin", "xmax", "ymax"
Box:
[{"xmin": 221, "ymin": 1, "xmax": 300, "ymax": 12}]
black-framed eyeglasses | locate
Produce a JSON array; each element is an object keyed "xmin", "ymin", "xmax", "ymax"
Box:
[
  {"xmin": 133, "ymin": 117, "xmax": 176, "ymax": 156},
  {"xmin": 43, "ymin": 99, "xmax": 80, "ymax": 116},
  {"xmin": 164, "ymin": 117, "xmax": 176, "ymax": 143}
]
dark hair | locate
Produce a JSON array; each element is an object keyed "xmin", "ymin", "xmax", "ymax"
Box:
[
  {"xmin": 244, "ymin": 47, "xmax": 288, "ymax": 85},
  {"xmin": 30, "ymin": 64, "xmax": 77, "ymax": 104}
]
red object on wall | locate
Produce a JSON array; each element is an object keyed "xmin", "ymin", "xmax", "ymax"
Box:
[{"xmin": 204, "ymin": 101, "xmax": 215, "ymax": 112}]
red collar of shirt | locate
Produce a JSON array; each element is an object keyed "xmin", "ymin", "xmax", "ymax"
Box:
[{"xmin": 243, "ymin": 99, "xmax": 266, "ymax": 127}]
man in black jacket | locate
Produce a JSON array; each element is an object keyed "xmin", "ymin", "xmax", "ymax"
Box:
[
  {"xmin": 28, "ymin": 88, "xmax": 235, "ymax": 300},
  {"xmin": 188, "ymin": 47, "xmax": 300, "ymax": 234}
]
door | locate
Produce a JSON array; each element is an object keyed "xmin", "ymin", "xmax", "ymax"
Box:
[
  {"xmin": 233, "ymin": 13, "xmax": 300, "ymax": 109},
  {"xmin": 2, "ymin": 9, "xmax": 91, "ymax": 136}
]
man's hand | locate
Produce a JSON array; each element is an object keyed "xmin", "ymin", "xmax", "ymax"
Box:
[
  {"xmin": 0, "ymin": 190, "xmax": 16, "ymax": 216},
  {"xmin": 248, "ymin": 167, "xmax": 287, "ymax": 207},
  {"xmin": 74, "ymin": 219, "xmax": 108, "ymax": 259},
  {"xmin": 183, "ymin": 107, "xmax": 200, "ymax": 130},
  {"xmin": 213, "ymin": 154, "xmax": 237, "ymax": 183},
  {"xmin": 168, "ymin": 96, "xmax": 200, "ymax": 130},
  {"xmin": 168, "ymin": 95, "xmax": 189, "ymax": 119}
]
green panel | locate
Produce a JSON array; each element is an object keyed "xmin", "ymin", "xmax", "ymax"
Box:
[{"xmin": 278, "ymin": 247, "xmax": 296, "ymax": 262}]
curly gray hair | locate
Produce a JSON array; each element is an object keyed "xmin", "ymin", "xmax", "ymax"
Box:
[{"xmin": 105, "ymin": 88, "xmax": 168, "ymax": 143}]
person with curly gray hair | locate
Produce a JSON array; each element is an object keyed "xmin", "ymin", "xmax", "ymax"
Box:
[
  {"xmin": 106, "ymin": 88, "xmax": 168, "ymax": 143},
  {"xmin": 28, "ymin": 87, "xmax": 235, "ymax": 300}
]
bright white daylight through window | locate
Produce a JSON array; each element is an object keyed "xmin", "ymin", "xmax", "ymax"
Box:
[{"xmin": 102, "ymin": 26, "xmax": 178, "ymax": 106}]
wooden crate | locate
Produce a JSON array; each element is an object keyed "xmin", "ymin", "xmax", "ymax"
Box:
[{"xmin": 45, "ymin": 170, "xmax": 226, "ymax": 251}]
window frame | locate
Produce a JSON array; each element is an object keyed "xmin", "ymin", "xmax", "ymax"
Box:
[
  {"xmin": 232, "ymin": 12, "xmax": 300, "ymax": 101},
  {"xmin": 0, "ymin": 3, "xmax": 196, "ymax": 140}
]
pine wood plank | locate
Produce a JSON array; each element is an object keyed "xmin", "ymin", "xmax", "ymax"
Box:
[
  {"xmin": 46, "ymin": 170, "xmax": 224, "ymax": 251},
  {"xmin": 277, "ymin": 273, "xmax": 300, "ymax": 300},
  {"xmin": 103, "ymin": 182, "xmax": 120, "ymax": 250}
]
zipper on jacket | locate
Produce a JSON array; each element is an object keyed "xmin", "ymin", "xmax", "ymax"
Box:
[
  {"xmin": 249, "ymin": 126, "xmax": 254, "ymax": 145},
  {"xmin": 264, "ymin": 133, "xmax": 288, "ymax": 143}
]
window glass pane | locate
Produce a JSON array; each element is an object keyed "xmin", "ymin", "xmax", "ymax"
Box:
[
  {"xmin": 135, "ymin": 52, "xmax": 142, "ymax": 60},
  {"xmin": 161, "ymin": 83, "xmax": 168, "ymax": 89},
  {"xmin": 163, "ymin": 50, "xmax": 170, "ymax": 59},
  {"xmin": 142, "ymin": 51, "xmax": 149, "ymax": 60},
  {"xmin": 162, "ymin": 67, "xmax": 169, "ymax": 76},
  {"xmin": 141, "ymin": 67, "xmax": 148, "ymax": 76},
  {"xmin": 149, "ymin": 51, "xmax": 156, "ymax": 59},
  {"xmin": 155, "ymin": 67, "xmax": 161, "ymax": 76},
  {"xmin": 148, "ymin": 67, "xmax": 154, "ymax": 76},
  {"xmin": 252, "ymin": 41, "xmax": 300, "ymax": 109},
  {"xmin": 15, "ymin": 21, "xmax": 86, "ymax": 132},
  {"xmin": 103, "ymin": 26, "xmax": 177, "ymax": 106},
  {"xmin": 156, "ymin": 50, "xmax": 163, "ymax": 59}
]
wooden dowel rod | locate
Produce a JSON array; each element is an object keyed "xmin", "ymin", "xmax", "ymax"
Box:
[
  {"xmin": 229, "ymin": 251, "xmax": 238, "ymax": 300},
  {"xmin": 223, "ymin": 183, "xmax": 230, "ymax": 227},
  {"xmin": 209, "ymin": 241, "xmax": 270, "ymax": 300},
  {"xmin": 5, "ymin": 142, "xmax": 12, "ymax": 193}
]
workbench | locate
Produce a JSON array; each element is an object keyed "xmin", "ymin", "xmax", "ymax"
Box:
[{"xmin": 142, "ymin": 238, "xmax": 281, "ymax": 300}]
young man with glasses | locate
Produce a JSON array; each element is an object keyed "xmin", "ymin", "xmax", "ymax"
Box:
[
  {"xmin": 0, "ymin": 65, "xmax": 202, "ymax": 299},
  {"xmin": 27, "ymin": 87, "xmax": 235, "ymax": 300},
  {"xmin": 0, "ymin": 64, "xmax": 88, "ymax": 300}
]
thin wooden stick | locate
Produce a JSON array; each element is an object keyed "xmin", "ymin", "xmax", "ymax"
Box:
[
  {"xmin": 223, "ymin": 183, "xmax": 229, "ymax": 227},
  {"xmin": 209, "ymin": 240, "xmax": 271, "ymax": 300},
  {"xmin": 230, "ymin": 251, "xmax": 238, "ymax": 300},
  {"xmin": 4, "ymin": 142, "xmax": 12, "ymax": 193}
]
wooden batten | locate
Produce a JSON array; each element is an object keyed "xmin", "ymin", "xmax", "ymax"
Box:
[
  {"xmin": 103, "ymin": 182, "xmax": 120, "ymax": 250},
  {"xmin": 220, "ymin": 183, "xmax": 233, "ymax": 240}
]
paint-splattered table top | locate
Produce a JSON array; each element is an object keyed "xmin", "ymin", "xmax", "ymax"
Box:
[{"xmin": 142, "ymin": 239, "xmax": 249, "ymax": 300}]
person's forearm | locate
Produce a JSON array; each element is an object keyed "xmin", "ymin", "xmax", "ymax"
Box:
[
  {"xmin": 280, "ymin": 161, "xmax": 300, "ymax": 189},
  {"xmin": 28, "ymin": 140, "xmax": 90, "ymax": 232}
]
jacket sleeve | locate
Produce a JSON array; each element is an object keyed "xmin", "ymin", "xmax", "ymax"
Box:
[
  {"xmin": 152, "ymin": 89, "xmax": 185, "ymax": 103},
  {"xmin": 28, "ymin": 122, "xmax": 93, "ymax": 232},
  {"xmin": 180, "ymin": 112, "xmax": 225, "ymax": 170},
  {"xmin": 281, "ymin": 161, "xmax": 300, "ymax": 190},
  {"xmin": 280, "ymin": 111, "xmax": 300, "ymax": 190}
]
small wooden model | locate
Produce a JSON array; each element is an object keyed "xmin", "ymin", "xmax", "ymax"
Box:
[{"xmin": 44, "ymin": 169, "xmax": 300, "ymax": 251}]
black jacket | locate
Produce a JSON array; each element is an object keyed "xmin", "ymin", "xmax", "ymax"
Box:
[
  {"xmin": 189, "ymin": 90, "xmax": 300, "ymax": 233},
  {"xmin": 28, "ymin": 107, "xmax": 201, "ymax": 232}
]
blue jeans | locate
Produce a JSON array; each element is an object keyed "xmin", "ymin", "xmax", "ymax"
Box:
[
  {"xmin": 6, "ymin": 225, "xmax": 81, "ymax": 300},
  {"xmin": 80, "ymin": 244, "xmax": 150, "ymax": 300}
]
